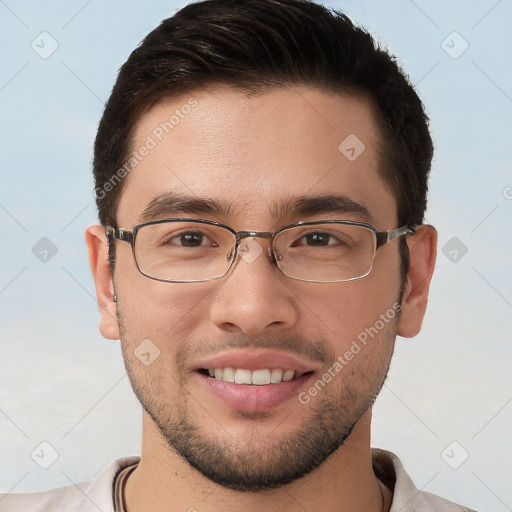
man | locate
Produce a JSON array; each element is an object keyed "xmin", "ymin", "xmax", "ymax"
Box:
[{"xmin": 0, "ymin": 0, "xmax": 477, "ymax": 510}]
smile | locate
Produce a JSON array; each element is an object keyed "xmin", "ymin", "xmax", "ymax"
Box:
[
  {"xmin": 204, "ymin": 368, "xmax": 305, "ymax": 385},
  {"xmin": 194, "ymin": 350, "xmax": 319, "ymax": 412}
]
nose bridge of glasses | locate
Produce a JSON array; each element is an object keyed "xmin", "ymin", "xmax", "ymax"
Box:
[
  {"xmin": 236, "ymin": 231, "xmax": 273, "ymax": 241},
  {"xmin": 234, "ymin": 231, "xmax": 276, "ymax": 263}
]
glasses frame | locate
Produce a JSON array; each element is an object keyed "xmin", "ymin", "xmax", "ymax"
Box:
[{"xmin": 106, "ymin": 218, "xmax": 415, "ymax": 283}]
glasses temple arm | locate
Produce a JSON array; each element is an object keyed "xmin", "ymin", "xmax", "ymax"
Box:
[
  {"xmin": 105, "ymin": 226, "xmax": 134, "ymax": 243},
  {"xmin": 376, "ymin": 226, "xmax": 415, "ymax": 248}
]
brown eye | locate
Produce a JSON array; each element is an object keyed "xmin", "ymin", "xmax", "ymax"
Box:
[
  {"xmin": 303, "ymin": 232, "xmax": 331, "ymax": 246},
  {"xmin": 178, "ymin": 232, "xmax": 205, "ymax": 247}
]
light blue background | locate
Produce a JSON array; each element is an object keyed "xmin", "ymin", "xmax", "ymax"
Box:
[{"xmin": 1, "ymin": 1, "xmax": 511, "ymax": 510}]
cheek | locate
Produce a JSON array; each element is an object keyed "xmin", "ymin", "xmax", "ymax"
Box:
[
  {"xmin": 120, "ymin": 335, "xmax": 183, "ymax": 423},
  {"xmin": 299, "ymin": 315, "xmax": 397, "ymax": 413},
  {"xmin": 114, "ymin": 253, "xmax": 216, "ymax": 354},
  {"xmin": 299, "ymin": 272, "xmax": 401, "ymax": 349}
]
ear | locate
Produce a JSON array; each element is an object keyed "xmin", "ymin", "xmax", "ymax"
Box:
[
  {"xmin": 85, "ymin": 225, "xmax": 120, "ymax": 340},
  {"xmin": 397, "ymin": 225, "xmax": 437, "ymax": 338}
]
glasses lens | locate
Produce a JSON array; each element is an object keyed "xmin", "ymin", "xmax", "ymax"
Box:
[
  {"xmin": 134, "ymin": 221, "xmax": 235, "ymax": 282},
  {"xmin": 274, "ymin": 223, "xmax": 376, "ymax": 282}
]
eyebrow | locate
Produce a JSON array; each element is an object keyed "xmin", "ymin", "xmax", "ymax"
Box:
[
  {"xmin": 138, "ymin": 192, "xmax": 235, "ymax": 223},
  {"xmin": 272, "ymin": 194, "xmax": 373, "ymax": 223},
  {"xmin": 137, "ymin": 192, "xmax": 373, "ymax": 224}
]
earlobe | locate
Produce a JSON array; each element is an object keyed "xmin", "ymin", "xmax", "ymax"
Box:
[
  {"xmin": 397, "ymin": 225, "xmax": 437, "ymax": 338},
  {"xmin": 85, "ymin": 225, "xmax": 120, "ymax": 340}
]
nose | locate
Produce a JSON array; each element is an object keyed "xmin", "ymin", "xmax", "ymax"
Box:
[{"xmin": 209, "ymin": 238, "xmax": 299, "ymax": 336}]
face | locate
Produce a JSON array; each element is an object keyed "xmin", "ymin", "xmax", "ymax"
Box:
[{"xmin": 88, "ymin": 86, "xmax": 433, "ymax": 491}]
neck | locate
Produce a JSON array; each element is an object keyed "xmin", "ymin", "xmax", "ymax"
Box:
[{"xmin": 124, "ymin": 411, "xmax": 391, "ymax": 512}]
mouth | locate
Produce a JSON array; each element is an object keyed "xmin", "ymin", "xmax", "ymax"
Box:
[{"xmin": 193, "ymin": 350, "xmax": 318, "ymax": 412}]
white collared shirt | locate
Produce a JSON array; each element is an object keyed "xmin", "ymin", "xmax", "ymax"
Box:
[{"xmin": 0, "ymin": 449, "xmax": 477, "ymax": 511}]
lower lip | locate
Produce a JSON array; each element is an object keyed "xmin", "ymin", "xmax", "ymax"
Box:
[{"xmin": 198, "ymin": 372, "xmax": 313, "ymax": 413}]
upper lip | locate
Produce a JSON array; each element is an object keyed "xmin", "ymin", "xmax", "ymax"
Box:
[{"xmin": 195, "ymin": 349, "xmax": 320, "ymax": 373}]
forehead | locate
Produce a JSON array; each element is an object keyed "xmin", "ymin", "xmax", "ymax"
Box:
[{"xmin": 116, "ymin": 86, "xmax": 397, "ymax": 229}]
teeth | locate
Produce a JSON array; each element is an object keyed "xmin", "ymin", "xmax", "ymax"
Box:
[
  {"xmin": 270, "ymin": 369, "xmax": 283, "ymax": 383},
  {"xmin": 207, "ymin": 368, "xmax": 299, "ymax": 384},
  {"xmin": 282, "ymin": 370, "xmax": 295, "ymax": 382},
  {"xmin": 234, "ymin": 368, "xmax": 252, "ymax": 384},
  {"xmin": 223, "ymin": 367, "xmax": 235, "ymax": 382},
  {"xmin": 252, "ymin": 369, "xmax": 271, "ymax": 385}
]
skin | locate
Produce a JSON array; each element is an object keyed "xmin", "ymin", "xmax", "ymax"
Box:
[{"xmin": 86, "ymin": 86, "xmax": 437, "ymax": 512}]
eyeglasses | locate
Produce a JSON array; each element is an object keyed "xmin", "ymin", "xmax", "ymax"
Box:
[{"xmin": 106, "ymin": 219, "xmax": 414, "ymax": 283}]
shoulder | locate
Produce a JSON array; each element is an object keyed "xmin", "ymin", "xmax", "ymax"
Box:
[
  {"xmin": 0, "ymin": 483, "xmax": 89, "ymax": 512},
  {"xmin": 371, "ymin": 448, "xmax": 478, "ymax": 512},
  {"xmin": 0, "ymin": 457, "xmax": 140, "ymax": 512}
]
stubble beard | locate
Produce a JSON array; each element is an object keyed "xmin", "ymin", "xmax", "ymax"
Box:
[{"xmin": 117, "ymin": 311, "xmax": 396, "ymax": 492}]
